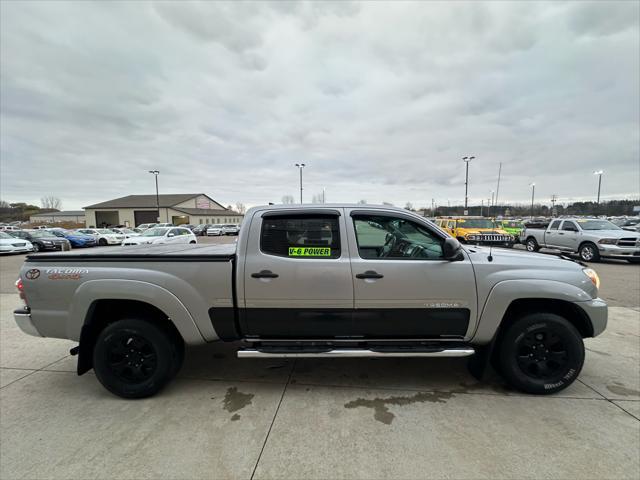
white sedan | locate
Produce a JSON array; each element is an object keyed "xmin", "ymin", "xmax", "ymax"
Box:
[
  {"xmin": 206, "ymin": 224, "xmax": 224, "ymax": 236},
  {"xmin": 122, "ymin": 227, "xmax": 197, "ymax": 246},
  {"xmin": 110, "ymin": 227, "xmax": 141, "ymax": 239},
  {"xmin": 0, "ymin": 231, "xmax": 33, "ymax": 254},
  {"xmin": 76, "ymin": 228, "xmax": 125, "ymax": 246}
]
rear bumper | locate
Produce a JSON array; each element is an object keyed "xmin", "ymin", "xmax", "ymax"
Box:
[
  {"xmin": 13, "ymin": 308, "xmax": 42, "ymax": 337},
  {"xmin": 576, "ymin": 298, "xmax": 608, "ymax": 337}
]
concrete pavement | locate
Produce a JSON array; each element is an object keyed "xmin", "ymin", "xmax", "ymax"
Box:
[{"xmin": 1, "ymin": 290, "xmax": 639, "ymax": 479}]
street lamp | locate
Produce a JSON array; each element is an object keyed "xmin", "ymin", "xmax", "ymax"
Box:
[
  {"xmin": 295, "ymin": 163, "xmax": 306, "ymax": 204},
  {"xmin": 530, "ymin": 183, "xmax": 536, "ymax": 219},
  {"xmin": 593, "ymin": 170, "xmax": 604, "ymax": 205},
  {"xmin": 148, "ymin": 170, "xmax": 160, "ymax": 222},
  {"xmin": 489, "ymin": 190, "xmax": 495, "ymax": 217},
  {"xmin": 462, "ymin": 156, "xmax": 475, "ymax": 213}
]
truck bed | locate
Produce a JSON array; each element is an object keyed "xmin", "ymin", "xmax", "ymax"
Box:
[{"xmin": 26, "ymin": 243, "xmax": 236, "ymax": 262}]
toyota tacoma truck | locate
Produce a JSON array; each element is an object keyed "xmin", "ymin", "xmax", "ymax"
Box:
[
  {"xmin": 14, "ymin": 205, "xmax": 607, "ymax": 398},
  {"xmin": 521, "ymin": 217, "xmax": 640, "ymax": 263}
]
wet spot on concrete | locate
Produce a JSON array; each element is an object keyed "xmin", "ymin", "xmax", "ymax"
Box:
[
  {"xmin": 586, "ymin": 347, "xmax": 612, "ymax": 357},
  {"xmin": 266, "ymin": 363, "xmax": 287, "ymax": 369},
  {"xmin": 231, "ymin": 414, "xmax": 241, "ymax": 421},
  {"xmin": 358, "ymin": 373, "xmax": 370, "ymax": 380},
  {"xmin": 607, "ymin": 382, "xmax": 640, "ymax": 397},
  {"xmin": 213, "ymin": 353, "xmax": 226, "ymax": 359},
  {"xmin": 344, "ymin": 391, "xmax": 453, "ymax": 425},
  {"xmin": 223, "ymin": 387, "xmax": 254, "ymax": 413}
]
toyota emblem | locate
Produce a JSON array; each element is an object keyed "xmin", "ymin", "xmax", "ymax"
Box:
[{"xmin": 25, "ymin": 269, "xmax": 40, "ymax": 280}]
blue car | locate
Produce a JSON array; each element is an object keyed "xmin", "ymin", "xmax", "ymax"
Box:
[{"xmin": 49, "ymin": 229, "xmax": 97, "ymax": 248}]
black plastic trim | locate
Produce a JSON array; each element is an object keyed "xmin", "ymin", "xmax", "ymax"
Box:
[
  {"xmin": 26, "ymin": 254, "xmax": 234, "ymax": 263},
  {"xmin": 261, "ymin": 209, "xmax": 341, "ymax": 218},
  {"xmin": 209, "ymin": 307, "xmax": 240, "ymax": 341}
]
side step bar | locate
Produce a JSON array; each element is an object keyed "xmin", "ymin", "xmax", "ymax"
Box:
[{"xmin": 238, "ymin": 348, "xmax": 475, "ymax": 359}]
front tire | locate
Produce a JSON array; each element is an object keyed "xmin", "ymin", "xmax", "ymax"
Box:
[
  {"xmin": 579, "ymin": 242, "xmax": 600, "ymax": 262},
  {"xmin": 98, "ymin": 238, "xmax": 108, "ymax": 246},
  {"xmin": 497, "ymin": 313, "xmax": 584, "ymax": 395},
  {"xmin": 32, "ymin": 243, "xmax": 41, "ymax": 252},
  {"xmin": 93, "ymin": 319, "xmax": 177, "ymax": 398},
  {"xmin": 525, "ymin": 237, "xmax": 539, "ymax": 252}
]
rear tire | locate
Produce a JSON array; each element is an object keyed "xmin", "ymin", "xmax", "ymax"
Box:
[
  {"xmin": 497, "ymin": 313, "xmax": 584, "ymax": 395},
  {"xmin": 93, "ymin": 318, "xmax": 177, "ymax": 398},
  {"xmin": 579, "ymin": 242, "xmax": 600, "ymax": 262}
]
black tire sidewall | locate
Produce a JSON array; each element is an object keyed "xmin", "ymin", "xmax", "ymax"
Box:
[
  {"xmin": 579, "ymin": 243, "xmax": 600, "ymax": 262},
  {"xmin": 93, "ymin": 318, "xmax": 175, "ymax": 398},
  {"xmin": 526, "ymin": 238, "xmax": 538, "ymax": 251},
  {"xmin": 498, "ymin": 313, "xmax": 584, "ymax": 395},
  {"xmin": 99, "ymin": 238, "xmax": 108, "ymax": 246}
]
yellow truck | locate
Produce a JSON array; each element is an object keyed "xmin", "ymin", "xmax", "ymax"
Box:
[{"xmin": 435, "ymin": 216, "xmax": 514, "ymax": 247}]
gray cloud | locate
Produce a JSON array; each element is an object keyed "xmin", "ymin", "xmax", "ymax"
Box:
[{"xmin": 1, "ymin": 0, "xmax": 638, "ymax": 210}]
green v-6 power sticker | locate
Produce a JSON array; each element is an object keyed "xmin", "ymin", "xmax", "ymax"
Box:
[{"xmin": 288, "ymin": 247, "xmax": 331, "ymax": 257}]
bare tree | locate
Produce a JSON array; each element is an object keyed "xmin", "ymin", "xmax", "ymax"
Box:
[
  {"xmin": 282, "ymin": 195, "xmax": 295, "ymax": 204},
  {"xmin": 404, "ymin": 202, "xmax": 414, "ymax": 211},
  {"xmin": 357, "ymin": 199, "xmax": 367, "ymax": 204},
  {"xmin": 41, "ymin": 196, "xmax": 62, "ymax": 210},
  {"xmin": 235, "ymin": 202, "xmax": 246, "ymax": 214}
]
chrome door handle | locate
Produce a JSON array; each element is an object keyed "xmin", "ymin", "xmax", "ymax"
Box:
[
  {"xmin": 251, "ymin": 270, "xmax": 279, "ymax": 279},
  {"xmin": 356, "ymin": 271, "xmax": 384, "ymax": 279}
]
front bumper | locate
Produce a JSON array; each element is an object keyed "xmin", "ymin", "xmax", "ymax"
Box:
[
  {"xmin": 597, "ymin": 245, "xmax": 640, "ymax": 259},
  {"xmin": 576, "ymin": 297, "xmax": 608, "ymax": 337},
  {"xmin": 14, "ymin": 308, "xmax": 42, "ymax": 337},
  {"xmin": 106, "ymin": 237, "xmax": 124, "ymax": 244},
  {"xmin": 0, "ymin": 246, "xmax": 33, "ymax": 253}
]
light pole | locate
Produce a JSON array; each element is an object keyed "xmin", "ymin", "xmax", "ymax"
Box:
[
  {"xmin": 530, "ymin": 183, "xmax": 536, "ymax": 219},
  {"xmin": 462, "ymin": 156, "xmax": 475, "ymax": 213},
  {"xmin": 148, "ymin": 170, "xmax": 160, "ymax": 222},
  {"xmin": 593, "ymin": 170, "xmax": 603, "ymax": 205},
  {"xmin": 489, "ymin": 190, "xmax": 495, "ymax": 217},
  {"xmin": 295, "ymin": 163, "xmax": 306, "ymax": 204}
]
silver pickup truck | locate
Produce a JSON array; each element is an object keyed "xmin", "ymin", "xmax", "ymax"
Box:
[
  {"xmin": 521, "ymin": 218, "xmax": 640, "ymax": 263},
  {"xmin": 14, "ymin": 205, "xmax": 607, "ymax": 398}
]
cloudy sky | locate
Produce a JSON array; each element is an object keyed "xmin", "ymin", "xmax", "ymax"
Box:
[{"xmin": 1, "ymin": 1, "xmax": 638, "ymax": 210}]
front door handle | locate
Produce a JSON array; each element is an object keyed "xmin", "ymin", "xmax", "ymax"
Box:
[
  {"xmin": 356, "ymin": 270, "xmax": 384, "ymax": 279},
  {"xmin": 251, "ymin": 270, "xmax": 279, "ymax": 279}
]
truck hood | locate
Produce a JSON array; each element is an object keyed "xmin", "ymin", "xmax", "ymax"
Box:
[
  {"xmin": 463, "ymin": 245, "xmax": 598, "ymax": 299},
  {"xmin": 585, "ymin": 229, "xmax": 639, "ymax": 239}
]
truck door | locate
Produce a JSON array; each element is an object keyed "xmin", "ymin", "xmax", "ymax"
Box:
[
  {"xmin": 347, "ymin": 210, "xmax": 478, "ymax": 339},
  {"xmin": 545, "ymin": 220, "xmax": 562, "ymax": 248},
  {"xmin": 557, "ymin": 220, "xmax": 580, "ymax": 251},
  {"xmin": 243, "ymin": 209, "xmax": 354, "ymax": 338}
]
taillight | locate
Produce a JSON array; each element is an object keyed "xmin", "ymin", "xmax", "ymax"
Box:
[{"xmin": 15, "ymin": 278, "xmax": 27, "ymax": 304}]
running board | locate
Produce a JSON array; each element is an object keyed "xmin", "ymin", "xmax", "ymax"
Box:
[{"xmin": 237, "ymin": 348, "xmax": 475, "ymax": 358}]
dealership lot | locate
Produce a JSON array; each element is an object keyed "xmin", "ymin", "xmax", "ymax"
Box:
[{"xmin": 0, "ymin": 241, "xmax": 638, "ymax": 479}]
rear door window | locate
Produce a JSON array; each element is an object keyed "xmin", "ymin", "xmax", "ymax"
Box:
[
  {"xmin": 260, "ymin": 215, "xmax": 340, "ymax": 259},
  {"xmin": 549, "ymin": 220, "xmax": 561, "ymax": 230}
]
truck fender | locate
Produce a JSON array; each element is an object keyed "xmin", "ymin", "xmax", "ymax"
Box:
[
  {"xmin": 69, "ymin": 279, "xmax": 205, "ymax": 345},
  {"xmin": 472, "ymin": 279, "xmax": 593, "ymax": 344}
]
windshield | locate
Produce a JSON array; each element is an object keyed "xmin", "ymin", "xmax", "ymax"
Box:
[
  {"xmin": 0, "ymin": 232, "xmax": 13, "ymax": 239},
  {"xmin": 120, "ymin": 228, "xmax": 134, "ymax": 234},
  {"xmin": 576, "ymin": 219, "xmax": 621, "ymax": 230},
  {"xmin": 30, "ymin": 231, "xmax": 53, "ymax": 239},
  {"xmin": 458, "ymin": 219, "xmax": 494, "ymax": 229},
  {"xmin": 142, "ymin": 227, "xmax": 169, "ymax": 237},
  {"xmin": 97, "ymin": 229, "xmax": 113, "ymax": 234}
]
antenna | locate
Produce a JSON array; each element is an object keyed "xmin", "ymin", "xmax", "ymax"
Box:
[{"xmin": 488, "ymin": 162, "xmax": 502, "ymax": 262}]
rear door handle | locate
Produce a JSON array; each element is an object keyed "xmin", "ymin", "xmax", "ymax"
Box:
[
  {"xmin": 251, "ymin": 270, "xmax": 279, "ymax": 279},
  {"xmin": 356, "ymin": 270, "xmax": 384, "ymax": 279}
]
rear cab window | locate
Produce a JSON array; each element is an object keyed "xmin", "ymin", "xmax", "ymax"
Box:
[
  {"xmin": 260, "ymin": 214, "xmax": 341, "ymax": 259},
  {"xmin": 549, "ymin": 220, "xmax": 562, "ymax": 230}
]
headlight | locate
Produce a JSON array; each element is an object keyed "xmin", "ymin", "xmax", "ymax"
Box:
[
  {"xmin": 42, "ymin": 240, "xmax": 53, "ymax": 244},
  {"xmin": 598, "ymin": 239, "xmax": 617, "ymax": 245},
  {"xmin": 583, "ymin": 268, "xmax": 600, "ymax": 289}
]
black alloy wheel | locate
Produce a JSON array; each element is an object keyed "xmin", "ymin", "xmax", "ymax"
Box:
[{"xmin": 498, "ymin": 313, "xmax": 584, "ymax": 394}]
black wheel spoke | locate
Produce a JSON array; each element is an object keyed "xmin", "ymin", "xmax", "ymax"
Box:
[
  {"xmin": 105, "ymin": 333, "xmax": 157, "ymax": 384},
  {"xmin": 515, "ymin": 326, "xmax": 570, "ymax": 380}
]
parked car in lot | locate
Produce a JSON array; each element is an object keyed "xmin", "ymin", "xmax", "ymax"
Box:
[
  {"xmin": 206, "ymin": 224, "xmax": 224, "ymax": 236},
  {"xmin": 613, "ymin": 217, "xmax": 640, "ymax": 232},
  {"xmin": 122, "ymin": 227, "xmax": 197, "ymax": 246},
  {"xmin": 521, "ymin": 218, "xmax": 640, "ymax": 263},
  {"xmin": 0, "ymin": 225, "xmax": 21, "ymax": 232},
  {"xmin": 156, "ymin": 223, "xmax": 175, "ymax": 228},
  {"xmin": 48, "ymin": 229, "xmax": 98, "ymax": 248},
  {"xmin": 435, "ymin": 217, "xmax": 514, "ymax": 247},
  {"xmin": 221, "ymin": 224, "xmax": 240, "ymax": 235},
  {"xmin": 109, "ymin": 228, "xmax": 141, "ymax": 239},
  {"xmin": 192, "ymin": 224, "xmax": 212, "ymax": 236},
  {"xmin": 136, "ymin": 223, "xmax": 158, "ymax": 230},
  {"xmin": 15, "ymin": 204, "xmax": 607, "ymax": 399},
  {"xmin": 76, "ymin": 228, "xmax": 125, "ymax": 246},
  {"xmin": 0, "ymin": 231, "xmax": 33, "ymax": 254},
  {"xmin": 499, "ymin": 220, "xmax": 524, "ymax": 242},
  {"xmin": 8, "ymin": 230, "xmax": 71, "ymax": 252}
]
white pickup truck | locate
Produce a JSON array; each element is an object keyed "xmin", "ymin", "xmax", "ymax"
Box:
[
  {"xmin": 521, "ymin": 218, "xmax": 640, "ymax": 263},
  {"xmin": 15, "ymin": 205, "xmax": 607, "ymax": 398}
]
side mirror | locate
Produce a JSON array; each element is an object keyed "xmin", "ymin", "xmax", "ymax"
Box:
[{"xmin": 443, "ymin": 237, "xmax": 463, "ymax": 261}]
